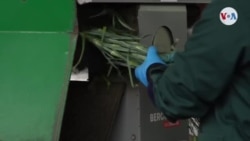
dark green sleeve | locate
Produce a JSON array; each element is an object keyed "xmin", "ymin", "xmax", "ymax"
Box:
[{"xmin": 148, "ymin": 0, "xmax": 248, "ymax": 120}]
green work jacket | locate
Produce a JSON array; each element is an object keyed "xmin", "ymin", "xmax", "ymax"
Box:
[{"xmin": 148, "ymin": 0, "xmax": 250, "ymax": 141}]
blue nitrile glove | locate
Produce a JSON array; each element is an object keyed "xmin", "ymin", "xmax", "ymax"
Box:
[{"xmin": 135, "ymin": 46, "xmax": 166, "ymax": 87}]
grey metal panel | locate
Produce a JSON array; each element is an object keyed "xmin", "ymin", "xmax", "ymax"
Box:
[
  {"xmin": 138, "ymin": 5, "xmax": 189, "ymax": 141},
  {"xmin": 139, "ymin": 86, "xmax": 189, "ymax": 141},
  {"xmin": 77, "ymin": 0, "xmax": 210, "ymax": 4},
  {"xmin": 111, "ymin": 84, "xmax": 189, "ymax": 141},
  {"xmin": 111, "ymin": 85, "xmax": 141, "ymax": 141},
  {"xmin": 138, "ymin": 4, "xmax": 187, "ymax": 51},
  {"xmin": 178, "ymin": 0, "xmax": 210, "ymax": 3},
  {"xmin": 111, "ymin": 4, "xmax": 190, "ymax": 141}
]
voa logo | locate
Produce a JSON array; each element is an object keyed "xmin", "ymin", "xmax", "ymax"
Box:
[{"xmin": 220, "ymin": 7, "xmax": 238, "ymax": 26}]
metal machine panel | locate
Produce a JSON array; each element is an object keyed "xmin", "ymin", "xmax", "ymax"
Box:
[
  {"xmin": 138, "ymin": 4, "xmax": 189, "ymax": 141},
  {"xmin": 0, "ymin": 1, "xmax": 75, "ymax": 32},
  {"xmin": 111, "ymin": 85, "xmax": 141, "ymax": 141},
  {"xmin": 0, "ymin": 1, "xmax": 76, "ymax": 140},
  {"xmin": 139, "ymin": 86, "xmax": 189, "ymax": 141},
  {"xmin": 77, "ymin": 0, "xmax": 210, "ymax": 4},
  {"xmin": 111, "ymin": 5, "xmax": 189, "ymax": 141},
  {"xmin": 138, "ymin": 5, "xmax": 188, "ymax": 51}
]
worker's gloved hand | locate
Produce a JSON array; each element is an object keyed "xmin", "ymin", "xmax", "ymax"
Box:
[{"xmin": 135, "ymin": 46, "xmax": 166, "ymax": 87}]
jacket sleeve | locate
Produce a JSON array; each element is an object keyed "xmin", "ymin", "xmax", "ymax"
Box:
[{"xmin": 147, "ymin": 0, "xmax": 248, "ymax": 120}]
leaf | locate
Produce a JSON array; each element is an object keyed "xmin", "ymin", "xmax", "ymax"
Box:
[
  {"xmin": 115, "ymin": 14, "xmax": 135, "ymax": 31},
  {"xmin": 107, "ymin": 65, "xmax": 113, "ymax": 77},
  {"xmin": 88, "ymin": 9, "xmax": 109, "ymax": 18},
  {"xmin": 101, "ymin": 26, "xmax": 107, "ymax": 43},
  {"xmin": 126, "ymin": 52, "xmax": 135, "ymax": 88},
  {"xmin": 73, "ymin": 34, "xmax": 86, "ymax": 70}
]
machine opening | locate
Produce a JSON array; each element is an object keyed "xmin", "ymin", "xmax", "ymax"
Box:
[{"xmin": 152, "ymin": 26, "xmax": 174, "ymax": 54}]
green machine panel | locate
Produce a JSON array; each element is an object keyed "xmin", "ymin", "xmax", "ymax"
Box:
[
  {"xmin": 0, "ymin": 0, "xmax": 75, "ymax": 32},
  {"xmin": 0, "ymin": 1, "xmax": 77, "ymax": 141}
]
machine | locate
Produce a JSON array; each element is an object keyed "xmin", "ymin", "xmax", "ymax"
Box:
[
  {"xmin": 0, "ymin": 0, "xmax": 209, "ymax": 141},
  {"xmin": 111, "ymin": 4, "xmax": 189, "ymax": 141},
  {"xmin": 74, "ymin": 1, "xmax": 208, "ymax": 141}
]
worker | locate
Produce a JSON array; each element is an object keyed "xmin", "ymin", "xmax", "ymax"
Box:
[{"xmin": 135, "ymin": 0, "xmax": 250, "ymax": 141}]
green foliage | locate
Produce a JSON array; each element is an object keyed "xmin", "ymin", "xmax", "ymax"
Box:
[{"xmin": 78, "ymin": 9, "xmax": 175, "ymax": 87}]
